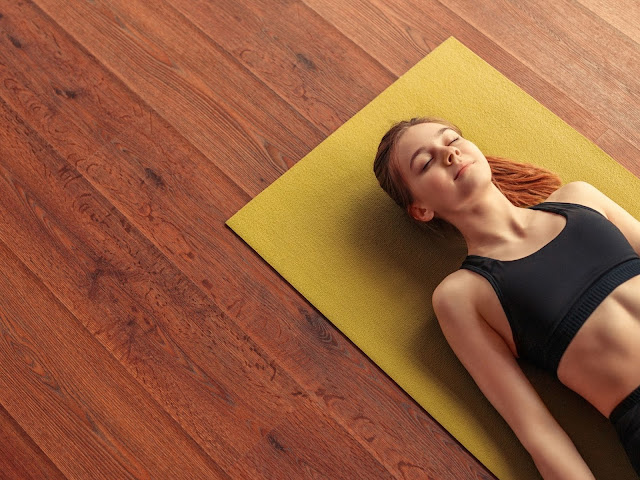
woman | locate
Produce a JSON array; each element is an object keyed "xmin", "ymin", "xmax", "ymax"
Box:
[{"xmin": 373, "ymin": 117, "xmax": 640, "ymax": 479}]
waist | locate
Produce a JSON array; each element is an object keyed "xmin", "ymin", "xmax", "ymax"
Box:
[
  {"xmin": 554, "ymin": 274, "xmax": 640, "ymax": 418},
  {"xmin": 542, "ymin": 257, "xmax": 640, "ymax": 376}
]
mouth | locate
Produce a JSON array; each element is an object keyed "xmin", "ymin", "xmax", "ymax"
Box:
[{"xmin": 455, "ymin": 163, "xmax": 471, "ymax": 180}]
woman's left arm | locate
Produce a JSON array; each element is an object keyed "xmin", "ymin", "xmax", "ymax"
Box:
[{"xmin": 567, "ymin": 181, "xmax": 640, "ymax": 255}]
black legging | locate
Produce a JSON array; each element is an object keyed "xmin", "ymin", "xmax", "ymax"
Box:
[{"xmin": 610, "ymin": 384, "xmax": 640, "ymax": 477}]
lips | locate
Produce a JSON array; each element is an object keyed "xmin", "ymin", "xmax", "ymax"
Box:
[{"xmin": 455, "ymin": 163, "xmax": 471, "ymax": 180}]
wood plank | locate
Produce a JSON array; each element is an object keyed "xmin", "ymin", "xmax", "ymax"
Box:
[
  {"xmin": 166, "ymin": 0, "xmax": 396, "ymax": 133},
  {"xmin": 576, "ymin": 0, "xmax": 640, "ymax": 44},
  {"xmin": 0, "ymin": 91, "xmax": 305, "ymax": 473},
  {"xmin": 0, "ymin": 239, "xmax": 228, "ymax": 478},
  {"xmin": 0, "ymin": 5, "xmax": 136, "ymax": 160},
  {"xmin": 26, "ymin": 0, "xmax": 323, "ymax": 198},
  {"xmin": 228, "ymin": 403, "xmax": 395, "ymax": 479},
  {"xmin": 301, "ymin": 0, "xmax": 448, "ymax": 76},
  {"xmin": 0, "ymin": 403, "xmax": 66, "ymax": 480}
]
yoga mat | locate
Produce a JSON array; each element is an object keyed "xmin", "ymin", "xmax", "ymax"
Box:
[{"xmin": 226, "ymin": 37, "xmax": 640, "ymax": 479}]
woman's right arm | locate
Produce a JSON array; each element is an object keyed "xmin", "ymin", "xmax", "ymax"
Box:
[{"xmin": 432, "ymin": 276, "xmax": 595, "ymax": 480}]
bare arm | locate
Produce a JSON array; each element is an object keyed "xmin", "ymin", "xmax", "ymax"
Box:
[
  {"xmin": 433, "ymin": 276, "xmax": 595, "ymax": 480},
  {"xmin": 531, "ymin": 437, "xmax": 596, "ymax": 480}
]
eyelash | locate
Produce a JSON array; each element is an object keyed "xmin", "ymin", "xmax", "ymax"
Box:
[{"xmin": 422, "ymin": 137, "xmax": 460, "ymax": 170}]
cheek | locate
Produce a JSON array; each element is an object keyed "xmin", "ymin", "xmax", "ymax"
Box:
[
  {"xmin": 464, "ymin": 142, "xmax": 486, "ymax": 160},
  {"xmin": 423, "ymin": 172, "xmax": 451, "ymax": 195},
  {"xmin": 411, "ymin": 173, "xmax": 442, "ymax": 200}
]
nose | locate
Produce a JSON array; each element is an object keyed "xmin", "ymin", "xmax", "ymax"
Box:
[{"xmin": 444, "ymin": 145, "xmax": 461, "ymax": 165}]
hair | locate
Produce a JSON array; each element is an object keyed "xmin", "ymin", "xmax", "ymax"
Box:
[{"xmin": 373, "ymin": 116, "xmax": 563, "ymax": 236}]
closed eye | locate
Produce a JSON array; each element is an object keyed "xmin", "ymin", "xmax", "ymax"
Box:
[{"xmin": 422, "ymin": 137, "xmax": 460, "ymax": 170}]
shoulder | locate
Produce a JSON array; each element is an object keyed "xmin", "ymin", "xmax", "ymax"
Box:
[
  {"xmin": 432, "ymin": 269, "xmax": 482, "ymax": 317},
  {"xmin": 553, "ymin": 182, "xmax": 640, "ymax": 255},
  {"xmin": 548, "ymin": 180, "xmax": 602, "ymax": 199},
  {"xmin": 545, "ymin": 181, "xmax": 607, "ymax": 216}
]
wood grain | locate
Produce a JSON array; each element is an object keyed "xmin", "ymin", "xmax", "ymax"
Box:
[
  {"xmin": 27, "ymin": 0, "xmax": 322, "ymax": 198},
  {"xmin": 0, "ymin": 230, "xmax": 227, "ymax": 478},
  {"xmin": 0, "ymin": 403, "xmax": 65, "ymax": 479},
  {"xmin": 576, "ymin": 0, "xmax": 640, "ymax": 43},
  {"xmin": 167, "ymin": 0, "xmax": 396, "ymax": 134}
]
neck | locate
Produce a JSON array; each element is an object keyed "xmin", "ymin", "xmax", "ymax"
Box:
[{"xmin": 441, "ymin": 184, "xmax": 538, "ymax": 254}]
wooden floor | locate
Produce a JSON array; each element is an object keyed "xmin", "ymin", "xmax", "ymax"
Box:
[{"xmin": 0, "ymin": 0, "xmax": 638, "ymax": 478}]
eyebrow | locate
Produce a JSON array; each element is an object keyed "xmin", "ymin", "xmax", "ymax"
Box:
[{"xmin": 408, "ymin": 127, "xmax": 450, "ymax": 171}]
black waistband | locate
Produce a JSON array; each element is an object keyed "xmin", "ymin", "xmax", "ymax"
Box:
[
  {"xmin": 610, "ymin": 384, "xmax": 640, "ymax": 423},
  {"xmin": 545, "ymin": 258, "xmax": 640, "ymax": 376}
]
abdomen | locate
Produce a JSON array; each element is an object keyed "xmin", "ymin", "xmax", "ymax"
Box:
[{"xmin": 557, "ymin": 274, "xmax": 640, "ymax": 417}]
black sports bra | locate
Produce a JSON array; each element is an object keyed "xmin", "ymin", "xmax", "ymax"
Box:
[{"xmin": 459, "ymin": 202, "xmax": 640, "ymax": 376}]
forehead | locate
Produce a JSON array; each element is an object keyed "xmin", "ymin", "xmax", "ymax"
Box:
[{"xmin": 399, "ymin": 122, "xmax": 450, "ymax": 147}]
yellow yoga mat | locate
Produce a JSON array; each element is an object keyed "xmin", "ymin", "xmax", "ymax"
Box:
[{"xmin": 226, "ymin": 37, "xmax": 640, "ymax": 479}]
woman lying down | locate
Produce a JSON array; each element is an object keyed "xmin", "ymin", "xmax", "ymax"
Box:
[{"xmin": 374, "ymin": 117, "xmax": 640, "ymax": 479}]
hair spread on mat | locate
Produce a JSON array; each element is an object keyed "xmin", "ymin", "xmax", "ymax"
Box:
[{"xmin": 373, "ymin": 116, "xmax": 562, "ymax": 236}]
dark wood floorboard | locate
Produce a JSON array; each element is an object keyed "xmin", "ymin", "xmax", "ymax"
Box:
[
  {"xmin": 0, "ymin": 0, "xmax": 637, "ymax": 478},
  {"xmin": 27, "ymin": 0, "xmax": 325, "ymax": 199},
  {"xmin": 0, "ymin": 234, "xmax": 227, "ymax": 478},
  {"xmin": 576, "ymin": 0, "xmax": 640, "ymax": 44},
  {"xmin": 0, "ymin": 403, "xmax": 65, "ymax": 480}
]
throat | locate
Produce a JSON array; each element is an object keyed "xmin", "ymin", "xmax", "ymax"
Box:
[{"xmin": 467, "ymin": 210, "xmax": 567, "ymax": 262}]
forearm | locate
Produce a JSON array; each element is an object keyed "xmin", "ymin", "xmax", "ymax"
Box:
[{"xmin": 527, "ymin": 427, "xmax": 595, "ymax": 480}]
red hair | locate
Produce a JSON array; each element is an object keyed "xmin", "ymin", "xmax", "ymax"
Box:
[{"xmin": 373, "ymin": 117, "xmax": 562, "ymax": 235}]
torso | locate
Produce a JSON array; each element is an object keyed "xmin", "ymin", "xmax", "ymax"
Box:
[{"xmin": 455, "ymin": 185, "xmax": 640, "ymax": 418}]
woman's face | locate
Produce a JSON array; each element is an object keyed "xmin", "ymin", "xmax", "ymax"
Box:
[{"xmin": 393, "ymin": 122, "xmax": 491, "ymax": 221}]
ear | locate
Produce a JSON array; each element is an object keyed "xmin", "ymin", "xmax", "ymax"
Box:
[{"xmin": 408, "ymin": 204, "xmax": 435, "ymax": 222}]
